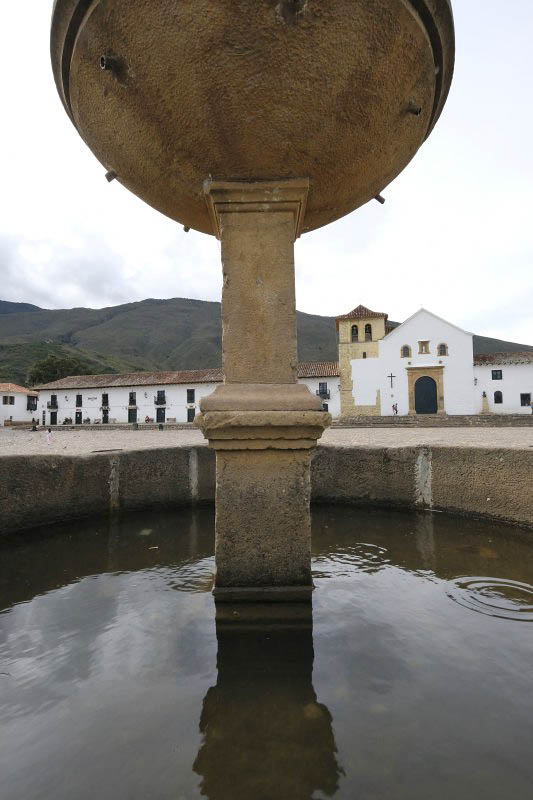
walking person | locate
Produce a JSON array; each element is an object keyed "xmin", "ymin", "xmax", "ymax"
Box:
[{"xmin": 46, "ymin": 427, "xmax": 52, "ymax": 445}]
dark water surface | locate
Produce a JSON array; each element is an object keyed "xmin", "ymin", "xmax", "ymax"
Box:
[{"xmin": 1, "ymin": 507, "xmax": 533, "ymax": 800}]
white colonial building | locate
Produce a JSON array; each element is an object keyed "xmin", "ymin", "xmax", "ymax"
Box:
[
  {"xmin": 474, "ymin": 352, "xmax": 533, "ymax": 415},
  {"xmin": 337, "ymin": 305, "xmax": 533, "ymax": 418},
  {"xmin": 1, "ymin": 383, "xmax": 39, "ymax": 425},
  {"xmin": 37, "ymin": 363, "xmax": 340, "ymax": 426}
]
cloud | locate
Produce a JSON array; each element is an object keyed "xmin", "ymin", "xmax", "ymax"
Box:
[{"xmin": 0, "ymin": 1, "xmax": 531, "ymax": 346}]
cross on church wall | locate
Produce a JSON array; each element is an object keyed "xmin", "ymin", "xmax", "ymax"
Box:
[{"xmin": 388, "ymin": 373, "xmax": 396, "ymax": 388}]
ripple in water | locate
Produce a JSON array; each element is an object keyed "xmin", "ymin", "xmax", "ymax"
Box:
[
  {"xmin": 446, "ymin": 577, "xmax": 533, "ymax": 621},
  {"xmin": 162, "ymin": 557, "xmax": 215, "ymax": 593},
  {"xmin": 313, "ymin": 542, "xmax": 390, "ymax": 579}
]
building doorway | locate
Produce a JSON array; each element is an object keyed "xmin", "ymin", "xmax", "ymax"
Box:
[
  {"xmin": 75, "ymin": 411, "xmax": 82, "ymax": 425},
  {"xmin": 102, "ymin": 409, "xmax": 109, "ymax": 424},
  {"xmin": 50, "ymin": 411, "xmax": 57, "ymax": 426},
  {"xmin": 156, "ymin": 407, "xmax": 166, "ymax": 423},
  {"xmin": 187, "ymin": 407, "xmax": 196, "ymax": 423},
  {"xmin": 128, "ymin": 408, "xmax": 137, "ymax": 423},
  {"xmin": 415, "ymin": 376, "xmax": 438, "ymax": 414}
]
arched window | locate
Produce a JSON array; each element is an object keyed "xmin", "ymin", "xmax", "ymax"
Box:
[
  {"xmin": 494, "ymin": 391, "xmax": 503, "ymax": 404},
  {"xmin": 401, "ymin": 345, "xmax": 411, "ymax": 358},
  {"xmin": 351, "ymin": 325, "xmax": 358, "ymax": 342},
  {"xmin": 438, "ymin": 343, "xmax": 448, "ymax": 356},
  {"xmin": 365, "ymin": 324, "xmax": 372, "ymax": 341}
]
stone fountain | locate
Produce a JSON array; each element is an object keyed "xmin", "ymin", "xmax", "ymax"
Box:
[{"xmin": 51, "ymin": 0, "xmax": 454, "ymax": 606}]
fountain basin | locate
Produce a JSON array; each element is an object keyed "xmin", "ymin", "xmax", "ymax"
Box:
[{"xmin": 1, "ymin": 505, "xmax": 532, "ymax": 799}]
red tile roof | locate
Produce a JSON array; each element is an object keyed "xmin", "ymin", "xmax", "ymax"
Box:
[
  {"xmin": 474, "ymin": 351, "xmax": 533, "ymax": 366},
  {"xmin": 336, "ymin": 304, "xmax": 388, "ymax": 321},
  {"xmin": 37, "ymin": 362, "xmax": 339, "ymax": 390},
  {"xmin": 0, "ymin": 383, "xmax": 39, "ymax": 395},
  {"xmin": 297, "ymin": 361, "xmax": 339, "ymax": 378},
  {"xmin": 38, "ymin": 369, "xmax": 224, "ymax": 390}
]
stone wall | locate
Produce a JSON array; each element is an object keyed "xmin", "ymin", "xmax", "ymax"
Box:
[{"xmin": 1, "ymin": 444, "xmax": 532, "ymax": 534}]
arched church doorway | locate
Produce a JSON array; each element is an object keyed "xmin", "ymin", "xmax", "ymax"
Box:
[{"xmin": 415, "ymin": 376, "xmax": 438, "ymax": 414}]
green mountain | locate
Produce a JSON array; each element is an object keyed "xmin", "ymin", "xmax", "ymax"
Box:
[
  {"xmin": 0, "ymin": 297, "xmax": 338, "ymax": 384},
  {"xmin": 0, "ymin": 297, "xmax": 531, "ymax": 385}
]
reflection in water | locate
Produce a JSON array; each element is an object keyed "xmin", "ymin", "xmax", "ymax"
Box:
[
  {"xmin": 194, "ymin": 612, "xmax": 342, "ymax": 800},
  {"xmin": 414, "ymin": 511, "xmax": 436, "ymax": 570},
  {"xmin": 1, "ymin": 506, "xmax": 533, "ymax": 800}
]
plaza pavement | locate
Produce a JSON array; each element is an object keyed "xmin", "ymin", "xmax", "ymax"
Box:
[{"xmin": 1, "ymin": 424, "xmax": 533, "ymax": 456}]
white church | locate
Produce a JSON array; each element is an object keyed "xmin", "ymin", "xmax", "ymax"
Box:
[
  {"xmin": 10, "ymin": 304, "xmax": 533, "ymax": 427},
  {"xmin": 337, "ymin": 305, "xmax": 532, "ymax": 418}
]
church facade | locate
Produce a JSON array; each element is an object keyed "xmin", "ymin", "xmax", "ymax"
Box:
[{"xmin": 337, "ymin": 305, "xmax": 533, "ymax": 418}]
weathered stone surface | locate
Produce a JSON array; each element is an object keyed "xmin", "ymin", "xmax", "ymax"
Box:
[
  {"xmin": 214, "ymin": 449, "xmax": 313, "ymax": 590},
  {"xmin": 51, "ymin": 0, "xmax": 454, "ymax": 234},
  {"xmin": 197, "ymin": 409, "xmax": 330, "ymax": 449},
  {"xmin": 0, "ymin": 453, "xmax": 111, "ymax": 533},
  {"xmin": 1, "ymin": 444, "xmax": 532, "ymax": 535},
  {"xmin": 312, "ymin": 446, "xmax": 417, "ymax": 507},
  {"xmin": 431, "ymin": 447, "xmax": 533, "ymax": 525},
  {"xmin": 116, "ymin": 447, "xmax": 191, "ymax": 510},
  {"xmin": 200, "ymin": 383, "xmax": 322, "ymax": 412}
]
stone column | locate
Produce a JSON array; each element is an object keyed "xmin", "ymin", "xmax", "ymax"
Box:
[{"xmin": 196, "ymin": 180, "xmax": 331, "ymax": 603}]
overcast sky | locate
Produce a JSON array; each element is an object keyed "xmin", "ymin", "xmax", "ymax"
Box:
[{"xmin": 1, "ymin": 1, "xmax": 531, "ymax": 343}]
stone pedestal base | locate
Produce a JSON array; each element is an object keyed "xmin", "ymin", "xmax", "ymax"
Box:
[
  {"xmin": 214, "ymin": 448, "xmax": 313, "ymax": 594},
  {"xmin": 197, "ymin": 385, "xmax": 330, "ymax": 603}
]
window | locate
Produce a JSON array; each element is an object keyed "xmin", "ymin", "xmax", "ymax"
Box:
[
  {"xmin": 494, "ymin": 391, "xmax": 503, "ymax": 404},
  {"xmin": 418, "ymin": 341, "xmax": 430, "ymax": 354},
  {"xmin": 102, "ymin": 393, "xmax": 109, "ymax": 406},
  {"xmin": 401, "ymin": 345, "xmax": 411, "ymax": 358},
  {"xmin": 364, "ymin": 324, "xmax": 372, "ymax": 342},
  {"xmin": 319, "ymin": 382, "xmax": 327, "ymax": 394},
  {"xmin": 351, "ymin": 325, "xmax": 358, "ymax": 342},
  {"xmin": 491, "ymin": 370, "xmax": 502, "ymax": 380},
  {"xmin": 155, "ymin": 389, "xmax": 166, "ymax": 405},
  {"xmin": 27, "ymin": 396, "xmax": 38, "ymax": 411},
  {"xmin": 3, "ymin": 396, "xmax": 14, "ymax": 405},
  {"xmin": 187, "ymin": 389, "xmax": 195, "ymax": 404},
  {"xmin": 129, "ymin": 391, "xmax": 136, "ymax": 406},
  {"xmin": 187, "ymin": 407, "xmax": 196, "ymax": 422},
  {"xmin": 437, "ymin": 344, "xmax": 448, "ymax": 356},
  {"xmin": 76, "ymin": 394, "xmax": 82, "ymax": 407},
  {"xmin": 362, "ymin": 352, "xmax": 367, "ymax": 359},
  {"xmin": 520, "ymin": 393, "xmax": 531, "ymax": 407}
]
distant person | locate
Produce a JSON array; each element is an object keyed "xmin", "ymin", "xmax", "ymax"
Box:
[
  {"xmin": 46, "ymin": 427, "xmax": 52, "ymax": 445},
  {"xmin": 31, "ymin": 418, "xmax": 37, "ymax": 432},
  {"xmin": 392, "ymin": 403, "xmax": 398, "ymax": 415}
]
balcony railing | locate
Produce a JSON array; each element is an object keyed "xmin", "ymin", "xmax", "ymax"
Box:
[
  {"xmin": 47, "ymin": 401, "xmax": 58, "ymax": 409},
  {"xmin": 154, "ymin": 396, "xmax": 166, "ymax": 405},
  {"xmin": 316, "ymin": 390, "xmax": 330, "ymax": 399}
]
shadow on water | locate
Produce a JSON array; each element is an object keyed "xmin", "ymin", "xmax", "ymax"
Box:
[{"xmin": 194, "ymin": 611, "xmax": 342, "ymax": 800}]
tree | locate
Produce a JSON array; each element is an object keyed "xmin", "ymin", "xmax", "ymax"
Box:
[{"xmin": 28, "ymin": 355, "xmax": 94, "ymax": 386}]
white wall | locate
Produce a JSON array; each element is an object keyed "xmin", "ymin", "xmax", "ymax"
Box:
[
  {"xmin": 350, "ymin": 309, "xmax": 477, "ymax": 415},
  {"xmin": 298, "ymin": 377, "xmax": 341, "ymax": 418},
  {"xmin": 38, "ymin": 383, "xmax": 218, "ymax": 425},
  {"xmin": 38, "ymin": 376, "xmax": 342, "ymax": 425},
  {"xmin": 474, "ymin": 364, "xmax": 533, "ymax": 414},
  {"xmin": 1, "ymin": 392, "xmax": 38, "ymax": 424}
]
